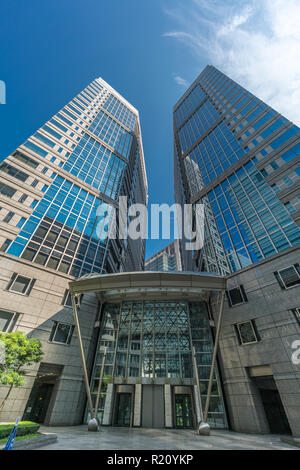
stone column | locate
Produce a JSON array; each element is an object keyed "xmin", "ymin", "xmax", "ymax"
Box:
[
  {"xmin": 194, "ymin": 384, "xmax": 201, "ymax": 423},
  {"xmin": 102, "ymin": 383, "xmax": 114, "ymax": 425},
  {"xmin": 164, "ymin": 384, "xmax": 172, "ymax": 428},
  {"xmin": 133, "ymin": 383, "xmax": 142, "ymax": 426}
]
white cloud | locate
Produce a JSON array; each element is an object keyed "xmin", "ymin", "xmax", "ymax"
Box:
[
  {"xmin": 173, "ymin": 75, "xmax": 189, "ymax": 87},
  {"xmin": 163, "ymin": 0, "xmax": 300, "ymax": 125}
]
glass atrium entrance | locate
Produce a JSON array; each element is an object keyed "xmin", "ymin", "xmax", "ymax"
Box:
[
  {"xmin": 69, "ymin": 271, "xmax": 228, "ymax": 430},
  {"xmin": 87, "ymin": 299, "xmax": 227, "ymax": 428}
]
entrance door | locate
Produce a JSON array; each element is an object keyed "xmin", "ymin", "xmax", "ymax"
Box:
[
  {"xmin": 115, "ymin": 393, "xmax": 132, "ymax": 426},
  {"xmin": 175, "ymin": 394, "xmax": 193, "ymax": 429},
  {"xmin": 141, "ymin": 385, "xmax": 165, "ymax": 428},
  {"xmin": 259, "ymin": 388, "xmax": 291, "ymax": 435},
  {"xmin": 23, "ymin": 383, "xmax": 54, "ymax": 424},
  {"xmin": 23, "ymin": 363, "xmax": 63, "ymax": 425},
  {"xmin": 254, "ymin": 376, "xmax": 292, "ymax": 435}
]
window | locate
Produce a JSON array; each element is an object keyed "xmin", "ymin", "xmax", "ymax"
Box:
[
  {"xmin": 7, "ymin": 273, "xmax": 35, "ymax": 295},
  {"xmin": 283, "ymin": 176, "xmax": 293, "ymax": 187},
  {"xmin": 67, "ymin": 240, "xmax": 77, "ymax": 251},
  {"xmin": 47, "ymin": 257, "xmax": 59, "ymax": 270},
  {"xmin": 34, "ymin": 132, "xmax": 55, "ymax": 148},
  {"xmin": 16, "ymin": 217, "xmax": 26, "ymax": 228},
  {"xmin": 35, "ymin": 226, "xmax": 48, "ymax": 239},
  {"xmin": 270, "ymin": 161, "xmax": 279, "ymax": 170},
  {"xmin": 18, "ymin": 194, "xmax": 28, "ymax": 204},
  {"xmin": 271, "ymin": 184, "xmax": 280, "ymax": 194},
  {"xmin": 260, "ymin": 169, "xmax": 268, "ymax": 177},
  {"xmin": 57, "ymin": 235, "xmax": 68, "ymax": 247},
  {"xmin": 31, "ymin": 179, "xmax": 38, "ymax": 188},
  {"xmin": 24, "ymin": 141, "xmax": 48, "ymax": 157},
  {"xmin": 58, "ymin": 261, "xmax": 70, "ymax": 274},
  {"xmin": 21, "ymin": 248, "xmax": 36, "ymax": 261},
  {"xmin": 284, "ymin": 202, "xmax": 295, "ymax": 214},
  {"xmin": 13, "ymin": 151, "xmax": 38, "ymax": 169},
  {"xmin": 0, "ymin": 183, "xmax": 16, "ymax": 198},
  {"xmin": 0, "ymin": 162, "xmax": 29, "ymax": 182},
  {"xmin": 46, "ymin": 231, "xmax": 58, "ymax": 243},
  {"xmin": 49, "ymin": 322, "xmax": 74, "ymax": 345},
  {"xmin": 35, "ymin": 253, "xmax": 48, "ymax": 265},
  {"xmin": 226, "ymin": 285, "xmax": 248, "ymax": 307},
  {"xmin": 0, "ymin": 310, "xmax": 19, "ymax": 332},
  {"xmin": 0, "ymin": 239, "xmax": 12, "ymax": 253},
  {"xmin": 275, "ymin": 265, "xmax": 300, "ymax": 289},
  {"xmin": 3, "ymin": 211, "xmax": 14, "ymax": 223},
  {"xmin": 235, "ymin": 320, "xmax": 259, "ymax": 345}
]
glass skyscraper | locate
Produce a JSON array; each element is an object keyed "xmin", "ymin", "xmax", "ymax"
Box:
[
  {"xmin": 145, "ymin": 240, "xmax": 182, "ymax": 272},
  {"xmin": 0, "ymin": 78, "xmax": 147, "ymax": 276},
  {"xmin": 174, "ymin": 65, "xmax": 300, "ymax": 274},
  {"xmin": 0, "ymin": 78, "xmax": 147, "ymax": 426}
]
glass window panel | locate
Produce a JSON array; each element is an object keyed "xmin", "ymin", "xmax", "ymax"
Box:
[
  {"xmin": 10, "ymin": 275, "xmax": 31, "ymax": 294},
  {"xmin": 0, "ymin": 310, "xmax": 14, "ymax": 332}
]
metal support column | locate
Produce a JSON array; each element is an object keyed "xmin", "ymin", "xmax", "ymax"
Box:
[
  {"xmin": 203, "ymin": 289, "xmax": 225, "ymax": 423},
  {"xmin": 94, "ymin": 347, "xmax": 107, "ymax": 425},
  {"xmin": 71, "ymin": 293, "xmax": 96, "ymax": 431},
  {"xmin": 192, "ymin": 345, "xmax": 204, "ymax": 422}
]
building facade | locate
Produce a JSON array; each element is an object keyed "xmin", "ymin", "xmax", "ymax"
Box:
[
  {"xmin": 0, "ymin": 78, "xmax": 147, "ymax": 425},
  {"xmin": 144, "ymin": 240, "xmax": 182, "ymax": 272},
  {"xmin": 174, "ymin": 65, "xmax": 300, "ymax": 436}
]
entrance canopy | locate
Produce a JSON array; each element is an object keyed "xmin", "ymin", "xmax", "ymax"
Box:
[{"xmin": 68, "ymin": 271, "xmax": 227, "ymax": 302}]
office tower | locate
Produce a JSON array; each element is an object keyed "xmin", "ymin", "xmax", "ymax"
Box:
[
  {"xmin": 174, "ymin": 65, "xmax": 300, "ymax": 275},
  {"xmin": 0, "ymin": 78, "xmax": 147, "ymax": 424},
  {"xmin": 174, "ymin": 66, "xmax": 300, "ymax": 437},
  {"xmin": 144, "ymin": 240, "xmax": 182, "ymax": 272}
]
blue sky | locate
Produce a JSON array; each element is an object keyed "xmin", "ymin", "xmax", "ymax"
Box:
[{"xmin": 0, "ymin": 0, "xmax": 299, "ymax": 259}]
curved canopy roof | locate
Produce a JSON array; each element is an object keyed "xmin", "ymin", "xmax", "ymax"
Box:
[{"xmin": 69, "ymin": 271, "xmax": 226, "ymax": 302}]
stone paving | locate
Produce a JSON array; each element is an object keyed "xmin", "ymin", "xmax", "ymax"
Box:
[{"xmin": 38, "ymin": 425, "xmax": 298, "ymax": 450}]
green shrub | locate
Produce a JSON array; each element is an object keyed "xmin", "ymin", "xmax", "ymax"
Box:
[{"xmin": 0, "ymin": 421, "xmax": 40, "ymax": 439}]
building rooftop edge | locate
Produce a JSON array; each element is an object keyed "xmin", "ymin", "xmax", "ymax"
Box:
[{"xmin": 96, "ymin": 77, "xmax": 139, "ymax": 115}]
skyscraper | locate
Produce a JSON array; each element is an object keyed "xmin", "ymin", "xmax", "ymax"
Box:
[
  {"xmin": 1, "ymin": 78, "xmax": 147, "ymax": 276},
  {"xmin": 174, "ymin": 65, "xmax": 300, "ymax": 275},
  {"xmin": 145, "ymin": 240, "xmax": 182, "ymax": 272},
  {"xmin": 174, "ymin": 66, "xmax": 300, "ymax": 437},
  {"xmin": 0, "ymin": 78, "xmax": 147, "ymax": 424}
]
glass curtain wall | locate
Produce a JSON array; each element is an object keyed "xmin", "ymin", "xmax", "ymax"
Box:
[{"xmin": 88, "ymin": 300, "xmax": 227, "ymax": 428}]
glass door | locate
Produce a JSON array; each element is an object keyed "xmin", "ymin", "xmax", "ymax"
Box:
[
  {"xmin": 175, "ymin": 394, "xmax": 193, "ymax": 429},
  {"xmin": 115, "ymin": 393, "xmax": 132, "ymax": 426}
]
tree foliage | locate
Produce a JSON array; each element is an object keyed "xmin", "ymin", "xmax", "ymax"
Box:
[{"xmin": 0, "ymin": 331, "xmax": 43, "ymax": 412}]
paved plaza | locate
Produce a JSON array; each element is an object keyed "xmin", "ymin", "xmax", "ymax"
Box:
[{"xmin": 38, "ymin": 425, "xmax": 298, "ymax": 450}]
